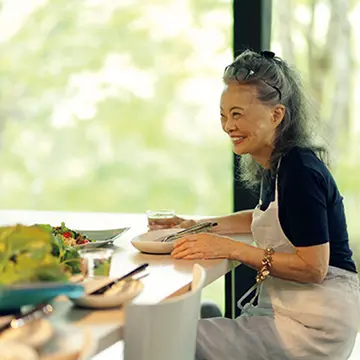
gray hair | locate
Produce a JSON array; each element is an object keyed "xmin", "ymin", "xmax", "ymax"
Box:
[{"xmin": 223, "ymin": 50, "xmax": 327, "ymax": 188}]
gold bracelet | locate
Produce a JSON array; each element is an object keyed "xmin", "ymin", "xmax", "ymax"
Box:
[{"xmin": 256, "ymin": 248, "xmax": 275, "ymax": 283}]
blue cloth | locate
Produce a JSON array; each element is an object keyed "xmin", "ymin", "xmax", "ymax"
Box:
[{"xmin": 261, "ymin": 146, "xmax": 356, "ymax": 273}]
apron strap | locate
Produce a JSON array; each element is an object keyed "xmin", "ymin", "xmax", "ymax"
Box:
[
  {"xmin": 259, "ymin": 157, "xmax": 281, "ymax": 207},
  {"xmin": 274, "ymin": 158, "xmax": 282, "ymax": 201},
  {"xmin": 259, "ymin": 178, "xmax": 264, "ymax": 206},
  {"xmin": 241, "ymin": 158, "xmax": 282, "ymax": 314},
  {"xmin": 237, "ymin": 282, "xmax": 262, "ymax": 313}
]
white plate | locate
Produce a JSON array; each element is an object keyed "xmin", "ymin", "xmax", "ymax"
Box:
[
  {"xmin": 0, "ymin": 319, "xmax": 53, "ymax": 350},
  {"xmin": 75, "ymin": 239, "xmax": 115, "ymax": 249},
  {"xmin": 0, "ymin": 341, "xmax": 39, "ymax": 360},
  {"xmin": 131, "ymin": 228, "xmax": 185, "ymax": 254},
  {"xmin": 69, "ymin": 278, "xmax": 143, "ymax": 309},
  {"xmin": 75, "ymin": 227, "xmax": 130, "ymax": 248},
  {"xmin": 40, "ymin": 326, "xmax": 96, "ymax": 360},
  {"xmin": 77, "ymin": 227, "xmax": 130, "ymax": 241}
]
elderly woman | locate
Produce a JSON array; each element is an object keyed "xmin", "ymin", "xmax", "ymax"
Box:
[{"xmin": 170, "ymin": 50, "xmax": 360, "ymax": 359}]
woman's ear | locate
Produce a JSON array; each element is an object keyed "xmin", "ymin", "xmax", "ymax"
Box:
[{"xmin": 272, "ymin": 104, "xmax": 286, "ymax": 126}]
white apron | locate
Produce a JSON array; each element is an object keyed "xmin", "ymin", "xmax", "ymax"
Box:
[{"xmin": 196, "ymin": 174, "xmax": 360, "ymax": 360}]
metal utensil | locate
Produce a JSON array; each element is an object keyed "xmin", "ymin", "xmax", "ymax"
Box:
[
  {"xmin": 0, "ymin": 303, "xmax": 54, "ymax": 335},
  {"xmin": 88, "ymin": 263, "xmax": 149, "ymax": 296},
  {"xmin": 161, "ymin": 221, "xmax": 218, "ymax": 243}
]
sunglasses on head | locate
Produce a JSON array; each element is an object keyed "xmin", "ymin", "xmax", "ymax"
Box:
[{"xmin": 224, "ymin": 65, "xmax": 282, "ymax": 101}]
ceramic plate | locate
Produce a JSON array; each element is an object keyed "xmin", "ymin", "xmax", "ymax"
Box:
[
  {"xmin": 131, "ymin": 228, "xmax": 185, "ymax": 254},
  {"xmin": 0, "ymin": 283, "xmax": 84, "ymax": 312},
  {"xmin": 70, "ymin": 278, "xmax": 143, "ymax": 309},
  {"xmin": 40, "ymin": 326, "xmax": 96, "ymax": 360},
  {"xmin": 0, "ymin": 341, "xmax": 39, "ymax": 360},
  {"xmin": 0, "ymin": 319, "xmax": 53, "ymax": 350},
  {"xmin": 76, "ymin": 227, "xmax": 130, "ymax": 241},
  {"xmin": 75, "ymin": 227, "xmax": 130, "ymax": 248}
]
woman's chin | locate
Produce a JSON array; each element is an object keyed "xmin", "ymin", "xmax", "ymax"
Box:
[{"xmin": 232, "ymin": 143, "xmax": 250, "ymax": 156}]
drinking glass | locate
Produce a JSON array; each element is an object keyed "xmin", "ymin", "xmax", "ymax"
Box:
[
  {"xmin": 78, "ymin": 248, "xmax": 114, "ymax": 278},
  {"xmin": 146, "ymin": 209, "xmax": 177, "ymax": 230}
]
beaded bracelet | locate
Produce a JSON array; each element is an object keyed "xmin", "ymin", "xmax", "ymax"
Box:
[{"xmin": 255, "ymin": 247, "xmax": 275, "ymax": 283}]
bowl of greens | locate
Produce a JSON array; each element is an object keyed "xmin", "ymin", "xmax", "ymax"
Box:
[
  {"xmin": 38, "ymin": 222, "xmax": 130, "ymax": 249},
  {"xmin": 0, "ymin": 224, "xmax": 84, "ymax": 312}
]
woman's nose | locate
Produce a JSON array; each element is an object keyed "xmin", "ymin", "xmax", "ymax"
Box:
[{"xmin": 224, "ymin": 117, "xmax": 237, "ymax": 133}]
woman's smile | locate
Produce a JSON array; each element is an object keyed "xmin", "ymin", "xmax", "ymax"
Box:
[{"xmin": 230, "ymin": 135, "xmax": 248, "ymax": 146}]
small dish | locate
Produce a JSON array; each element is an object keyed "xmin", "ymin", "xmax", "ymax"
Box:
[
  {"xmin": 40, "ymin": 326, "xmax": 96, "ymax": 360},
  {"xmin": 0, "ymin": 341, "xmax": 39, "ymax": 360},
  {"xmin": 131, "ymin": 228, "xmax": 185, "ymax": 254},
  {"xmin": 0, "ymin": 283, "xmax": 84, "ymax": 312},
  {"xmin": 70, "ymin": 278, "xmax": 143, "ymax": 309},
  {"xmin": 76, "ymin": 227, "xmax": 130, "ymax": 242},
  {"xmin": 0, "ymin": 319, "xmax": 53, "ymax": 350},
  {"xmin": 75, "ymin": 240, "xmax": 115, "ymax": 249},
  {"xmin": 74, "ymin": 227, "xmax": 130, "ymax": 249}
]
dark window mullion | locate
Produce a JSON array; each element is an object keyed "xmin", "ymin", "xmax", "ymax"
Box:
[{"xmin": 225, "ymin": 0, "xmax": 272, "ymax": 319}]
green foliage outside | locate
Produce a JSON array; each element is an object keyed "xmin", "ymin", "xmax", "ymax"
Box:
[
  {"xmin": 0, "ymin": 0, "xmax": 232, "ymax": 310},
  {"xmin": 0, "ymin": 0, "xmax": 233, "ymax": 216}
]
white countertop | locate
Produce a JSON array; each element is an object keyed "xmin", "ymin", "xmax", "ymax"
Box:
[{"xmin": 0, "ymin": 210, "xmax": 252, "ymax": 355}]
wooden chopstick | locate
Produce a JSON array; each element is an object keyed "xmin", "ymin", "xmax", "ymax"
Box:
[
  {"xmin": 88, "ymin": 263, "xmax": 149, "ymax": 296},
  {"xmin": 162, "ymin": 221, "xmax": 218, "ymax": 242}
]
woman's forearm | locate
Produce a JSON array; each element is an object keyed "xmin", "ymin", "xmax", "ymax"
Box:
[
  {"xmin": 229, "ymin": 241, "xmax": 328, "ymax": 283},
  {"xmin": 200, "ymin": 210, "xmax": 253, "ymax": 235}
]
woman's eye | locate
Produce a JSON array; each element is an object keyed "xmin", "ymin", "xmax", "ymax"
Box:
[{"xmin": 232, "ymin": 112, "xmax": 242, "ymax": 119}]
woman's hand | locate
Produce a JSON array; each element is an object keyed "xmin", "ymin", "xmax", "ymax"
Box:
[
  {"xmin": 171, "ymin": 233, "xmax": 237, "ymax": 260},
  {"xmin": 176, "ymin": 218, "xmax": 197, "ymax": 229}
]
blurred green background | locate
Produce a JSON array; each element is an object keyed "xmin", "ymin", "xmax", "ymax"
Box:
[{"xmin": 0, "ymin": 0, "xmax": 359, "ymax": 312}]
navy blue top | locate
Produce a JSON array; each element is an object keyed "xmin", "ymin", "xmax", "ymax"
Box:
[{"xmin": 261, "ymin": 147, "xmax": 357, "ymax": 273}]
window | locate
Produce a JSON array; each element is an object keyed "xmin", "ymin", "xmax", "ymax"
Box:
[{"xmin": 0, "ymin": 0, "xmax": 232, "ymax": 311}]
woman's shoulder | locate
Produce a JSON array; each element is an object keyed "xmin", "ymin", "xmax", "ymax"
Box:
[
  {"xmin": 280, "ymin": 146, "xmax": 329, "ymax": 176},
  {"xmin": 278, "ymin": 146, "xmax": 334, "ymax": 191},
  {"xmin": 277, "ymin": 147, "xmax": 343, "ymax": 212}
]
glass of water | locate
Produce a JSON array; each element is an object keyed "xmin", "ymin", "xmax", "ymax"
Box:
[
  {"xmin": 146, "ymin": 209, "xmax": 177, "ymax": 230},
  {"xmin": 78, "ymin": 248, "xmax": 114, "ymax": 278}
]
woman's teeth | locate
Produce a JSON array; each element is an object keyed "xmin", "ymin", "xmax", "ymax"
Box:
[{"xmin": 232, "ymin": 136, "xmax": 246, "ymax": 143}]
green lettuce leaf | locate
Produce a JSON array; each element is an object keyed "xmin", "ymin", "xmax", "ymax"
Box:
[{"xmin": 0, "ymin": 225, "xmax": 72, "ymax": 285}]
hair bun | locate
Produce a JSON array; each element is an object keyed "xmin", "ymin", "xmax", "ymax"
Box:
[{"xmin": 260, "ymin": 51, "xmax": 275, "ymax": 59}]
